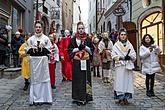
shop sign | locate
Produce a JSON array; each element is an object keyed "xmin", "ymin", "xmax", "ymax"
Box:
[{"xmin": 113, "ymin": 6, "xmax": 126, "ymax": 16}]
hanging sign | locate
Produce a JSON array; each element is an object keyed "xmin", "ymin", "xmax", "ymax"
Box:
[{"xmin": 113, "ymin": 6, "xmax": 126, "ymax": 16}]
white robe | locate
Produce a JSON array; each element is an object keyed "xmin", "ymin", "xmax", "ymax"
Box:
[
  {"xmin": 98, "ymin": 40, "xmax": 113, "ymax": 77},
  {"xmin": 25, "ymin": 34, "xmax": 52, "ymax": 104},
  {"xmin": 139, "ymin": 45, "xmax": 162, "ymax": 75},
  {"xmin": 111, "ymin": 40, "xmax": 136, "ymax": 95}
]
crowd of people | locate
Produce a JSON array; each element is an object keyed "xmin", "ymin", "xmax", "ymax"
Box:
[{"xmin": 0, "ymin": 20, "xmax": 162, "ymax": 106}]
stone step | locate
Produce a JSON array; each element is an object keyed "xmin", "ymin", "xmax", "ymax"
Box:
[
  {"xmin": 0, "ymin": 68, "xmax": 4, "ymax": 79},
  {"xmin": 3, "ymin": 68, "xmax": 21, "ymax": 79}
]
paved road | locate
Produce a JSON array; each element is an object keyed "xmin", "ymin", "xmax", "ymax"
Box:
[{"xmin": 0, "ymin": 62, "xmax": 165, "ymax": 110}]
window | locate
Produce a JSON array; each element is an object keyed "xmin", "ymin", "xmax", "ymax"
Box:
[
  {"xmin": 141, "ymin": 12, "xmax": 163, "ymax": 54},
  {"xmin": 57, "ymin": 0, "xmax": 60, "ymax": 7},
  {"xmin": 65, "ymin": 2, "xmax": 67, "ymax": 17}
]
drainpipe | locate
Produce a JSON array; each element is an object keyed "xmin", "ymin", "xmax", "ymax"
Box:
[
  {"xmin": 129, "ymin": 0, "xmax": 132, "ymax": 21},
  {"xmin": 163, "ymin": 0, "xmax": 165, "ymax": 68},
  {"xmin": 36, "ymin": 0, "xmax": 38, "ymax": 20},
  {"xmin": 96, "ymin": 0, "xmax": 98, "ymax": 32}
]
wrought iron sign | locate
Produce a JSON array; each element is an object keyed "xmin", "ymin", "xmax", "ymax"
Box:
[{"xmin": 113, "ymin": 5, "xmax": 126, "ymax": 16}]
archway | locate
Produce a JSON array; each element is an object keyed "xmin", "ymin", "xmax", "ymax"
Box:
[
  {"xmin": 41, "ymin": 16, "xmax": 49, "ymax": 35},
  {"xmin": 140, "ymin": 11, "xmax": 164, "ymax": 66},
  {"xmin": 107, "ymin": 21, "xmax": 111, "ymax": 33},
  {"xmin": 123, "ymin": 21, "xmax": 137, "ymax": 69}
]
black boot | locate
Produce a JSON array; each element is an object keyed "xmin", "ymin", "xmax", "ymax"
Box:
[
  {"xmin": 150, "ymin": 90, "xmax": 155, "ymax": 97},
  {"xmin": 23, "ymin": 79, "xmax": 29, "ymax": 91},
  {"xmin": 97, "ymin": 66, "xmax": 100, "ymax": 77},
  {"xmin": 150, "ymin": 74, "xmax": 155, "ymax": 97},
  {"xmin": 145, "ymin": 75, "xmax": 150, "ymax": 97},
  {"xmin": 146, "ymin": 90, "xmax": 151, "ymax": 97},
  {"xmin": 93, "ymin": 67, "xmax": 96, "ymax": 77}
]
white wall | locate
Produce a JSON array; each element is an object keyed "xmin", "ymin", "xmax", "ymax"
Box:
[
  {"xmin": 73, "ymin": 0, "xmax": 81, "ymax": 33},
  {"xmin": 88, "ymin": 0, "xmax": 96, "ymax": 33}
]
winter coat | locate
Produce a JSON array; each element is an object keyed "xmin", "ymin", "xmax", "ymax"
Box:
[
  {"xmin": 139, "ymin": 45, "xmax": 162, "ymax": 74},
  {"xmin": 11, "ymin": 36, "xmax": 24, "ymax": 55}
]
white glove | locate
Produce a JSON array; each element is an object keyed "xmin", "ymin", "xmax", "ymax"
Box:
[{"xmin": 72, "ymin": 48, "xmax": 79, "ymax": 53}]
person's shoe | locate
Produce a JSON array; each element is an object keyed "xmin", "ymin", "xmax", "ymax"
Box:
[
  {"xmin": 51, "ymin": 85, "xmax": 56, "ymax": 89},
  {"xmin": 97, "ymin": 73, "xmax": 101, "ymax": 77},
  {"xmin": 146, "ymin": 90, "xmax": 151, "ymax": 97},
  {"xmin": 76, "ymin": 102, "xmax": 81, "ymax": 106},
  {"xmin": 150, "ymin": 90, "xmax": 155, "ymax": 97},
  {"xmin": 123, "ymin": 99, "xmax": 129, "ymax": 105},
  {"xmin": 62, "ymin": 78, "xmax": 66, "ymax": 82},
  {"xmin": 93, "ymin": 71, "xmax": 96, "ymax": 77},
  {"xmin": 23, "ymin": 82, "xmax": 29, "ymax": 91}
]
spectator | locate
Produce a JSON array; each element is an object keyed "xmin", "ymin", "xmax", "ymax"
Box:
[{"xmin": 11, "ymin": 31, "xmax": 24, "ymax": 67}]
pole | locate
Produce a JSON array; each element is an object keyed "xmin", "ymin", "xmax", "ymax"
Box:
[
  {"xmin": 96, "ymin": 0, "xmax": 98, "ymax": 33},
  {"xmin": 36, "ymin": 0, "xmax": 38, "ymax": 20},
  {"xmin": 129, "ymin": 0, "xmax": 132, "ymax": 21},
  {"xmin": 163, "ymin": 0, "xmax": 165, "ymax": 66}
]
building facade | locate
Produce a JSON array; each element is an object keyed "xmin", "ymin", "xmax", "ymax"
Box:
[
  {"xmin": 0, "ymin": 0, "xmax": 34, "ymax": 40},
  {"xmin": 62, "ymin": 0, "xmax": 73, "ymax": 31},
  {"xmin": 88, "ymin": 0, "xmax": 96, "ymax": 33},
  {"xmin": 34, "ymin": 0, "xmax": 61, "ymax": 35},
  {"xmin": 72, "ymin": 0, "xmax": 81, "ymax": 33},
  {"xmin": 101, "ymin": 0, "xmax": 165, "ymax": 70}
]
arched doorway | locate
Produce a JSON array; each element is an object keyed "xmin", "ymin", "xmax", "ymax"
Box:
[
  {"xmin": 107, "ymin": 21, "xmax": 111, "ymax": 33},
  {"xmin": 140, "ymin": 11, "xmax": 164, "ymax": 66},
  {"xmin": 41, "ymin": 16, "xmax": 49, "ymax": 35},
  {"xmin": 103, "ymin": 22, "xmax": 105, "ymax": 32},
  {"xmin": 123, "ymin": 22, "xmax": 137, "ymax": 69}
]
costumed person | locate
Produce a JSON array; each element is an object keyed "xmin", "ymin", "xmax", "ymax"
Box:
[
  {"xmin": 25, "ymin": 20, "xmax": 52, "ymax": 105},
  {"xmin": 18, "ymin": 35, "xmax": 30, "ymax": 91},
  {"xmin": 48, "ymin": 33, "xmax": 59, "ymax": 89},
  {"xmin": 59, "ymin": 30, "xmax": 72, "ymax": 81},
  {"xmin": 98, "ymin": 32, "xmax": 113, "ymax": 83},
  {"xmin": 111, "ymin": 28, "xmax": 136, "ymax": 105},
  {"xmin": 11, "ymin": 31, "xmax": 24, "ymax": 67},
  {"xmin": 139, "ymin": 34, "xmax": 161, "ymax": 97},
  {"xmin": 110, "ymin": 29, "xmax": 118, "ymax": 44},
  {"xmin": 68, "ymin": 22, "xmax": 94, "ymax": 106},
  {"xmin": 92, "ymin": 37, "xmax": 101, "ymax": 77}
]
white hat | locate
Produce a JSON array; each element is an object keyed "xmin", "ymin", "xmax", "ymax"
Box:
[
  {"xmin": 102, "ymin": 32, "xmax": 109, "ymax": 39},
  {"xmin": 65, "ymin": 30, "xmax": 70, "ymax": 37},
  {"xmin": 15, "ymin": 31, "xmax": 20, "ymax": 35},
  {"xmin": 93, "ymin": 37, "xmax": 99, "ymax": 43}
]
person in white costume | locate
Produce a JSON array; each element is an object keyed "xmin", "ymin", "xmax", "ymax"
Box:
[
  {"xmin": 111, "ymin": 28, "xmax": 136, "ymax": 105},
  {"xmin": 25, "ymin": 20, "xmax": 52, "ymax": 105},
  {"xmin": 98, "ymin": 32, "xmax": 113, "ymax": 83},
  {"xmin": 139, "ymin": 34, "xmax": 162, "ymax": 97}
]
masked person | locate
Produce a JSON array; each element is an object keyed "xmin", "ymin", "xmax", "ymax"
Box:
[
  {"xmin": 59, "ymin": 30, "xmax": 72, "ymax": 81},
  {"xmin": 25, "ymin": 20, "xmax": 52, "ymax": 105},
  {"xmin": 111, "ymin": 28, "xmax": 136, "ymax": 105},
  {"xmin": 68, "ymin": 22, "xmax": 94, "ymax": 106},
  {"xmin": 98, "ymin": 32, "xmax": 113, "ymax": 83}
]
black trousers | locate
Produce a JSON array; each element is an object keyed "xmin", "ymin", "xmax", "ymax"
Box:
[{"xmin": 145, "ymin": 73, "xmax": 155, "ymax": 91}]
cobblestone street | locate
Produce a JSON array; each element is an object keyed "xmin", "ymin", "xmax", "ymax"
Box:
[{"xmin": 0, "ymin": 62, "xmax": 165, "ymax": 110}]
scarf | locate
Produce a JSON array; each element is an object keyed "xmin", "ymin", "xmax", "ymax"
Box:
[
  {"xmin": 35, "ymin": 32, "xmax": 43, "ymax": 37},
  {"xmin": 141, "ymin": 41, "xmax": 152, "ymax": 47},
  {"xmin": 75, "ymin": 32, "xmax": 87, "ymax": 41}
]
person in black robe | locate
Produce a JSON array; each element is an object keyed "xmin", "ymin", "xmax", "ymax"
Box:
[{"xmin": 68, "ymin": 22, "xmax": 94, "ymax": 106}]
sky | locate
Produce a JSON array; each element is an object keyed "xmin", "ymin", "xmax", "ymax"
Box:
[{"xmin": 80, "ymin": 0, "xmax": 89, "ymax": 32}]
